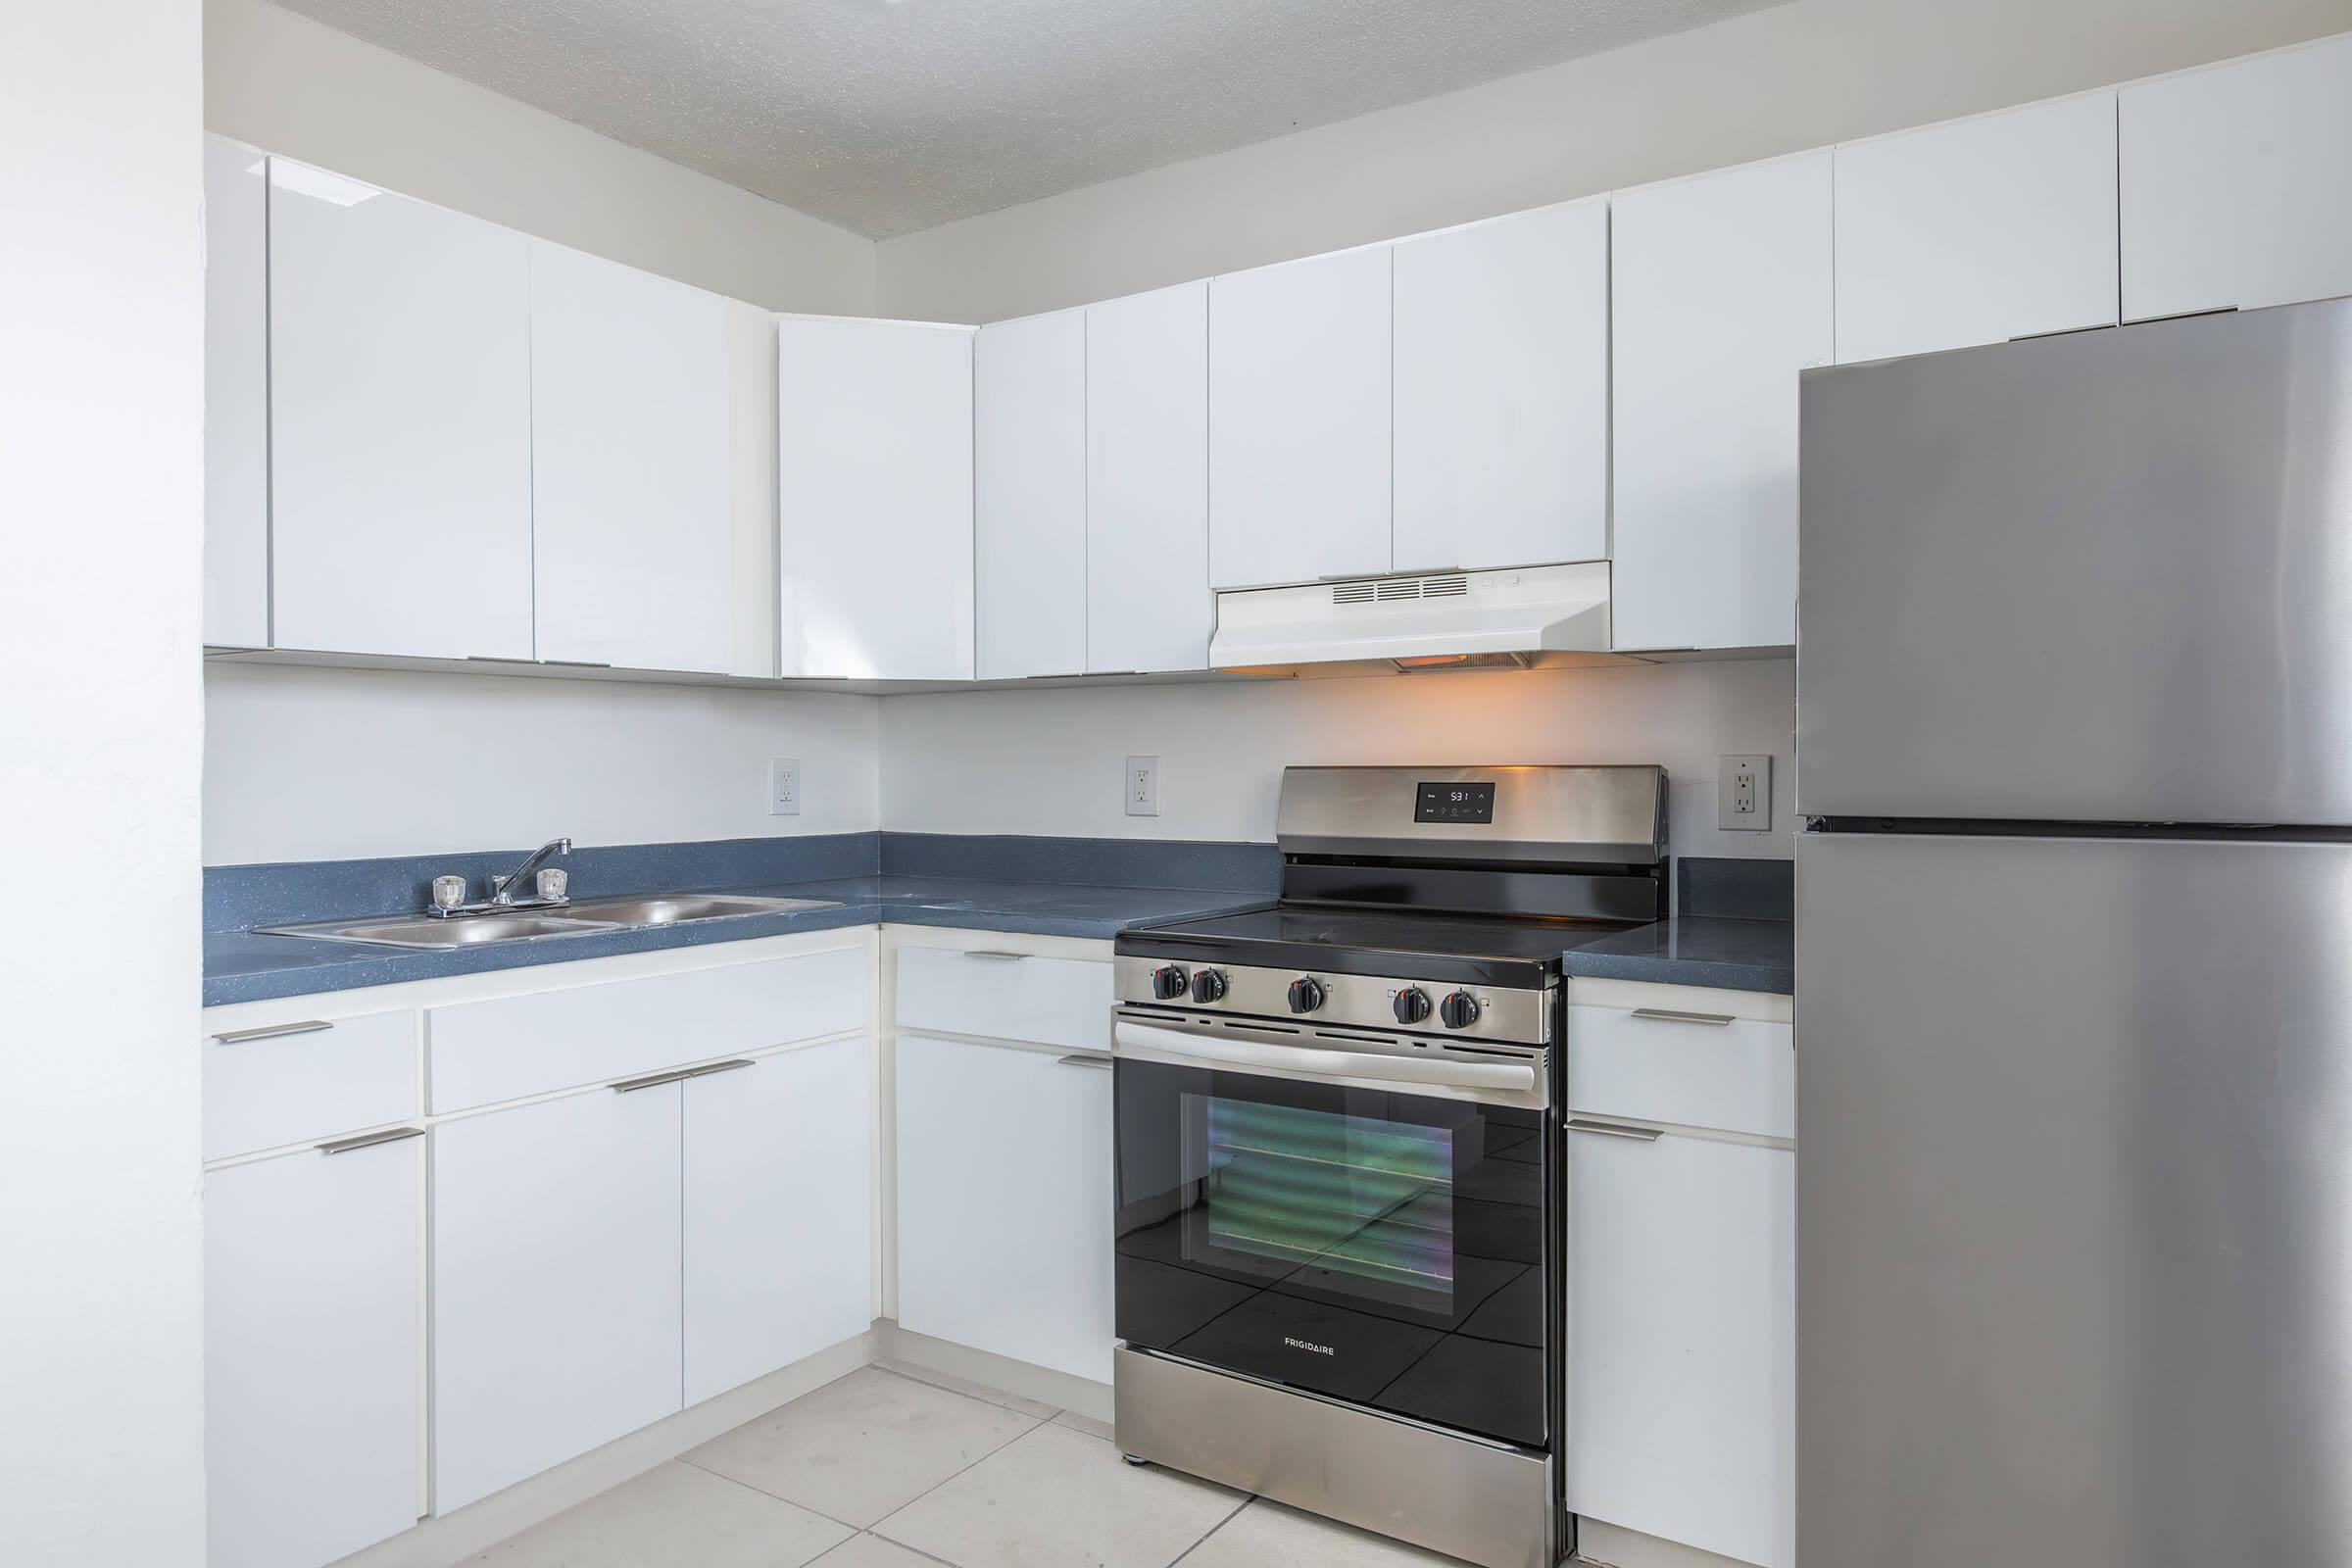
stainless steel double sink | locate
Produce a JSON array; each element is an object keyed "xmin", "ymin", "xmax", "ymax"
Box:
[{"xmin": 260, "ymin": 893, "xmax": 842, "ymax": 951}]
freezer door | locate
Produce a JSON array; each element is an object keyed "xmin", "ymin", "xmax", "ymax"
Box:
[
  {"xmin": 1798, "ymin": 296, "xmax": 2352, "ymax": 824},
  {"xmin": 1796, "ymin": 832, "xmax": 2352, "ymax": 1565}
]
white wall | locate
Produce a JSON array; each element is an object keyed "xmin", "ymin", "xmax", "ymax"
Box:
[
  {"xmin": 875, "ymin": 0, "xmax": 2352, "ymax": 320},
  {"xmin": 0, "ymin": 2, "xmax": 208, "ymax": 1563},
  {"xmin": 206, "ymin": 0, "xmax": 872, "ymax": 314},
  {"xmin": 205, "ymin": 665, "xmax": 881, "ymax": 863},
  {"xmin": 881, "ymin": 661, "xmax": 1796, "ymax": 858}
]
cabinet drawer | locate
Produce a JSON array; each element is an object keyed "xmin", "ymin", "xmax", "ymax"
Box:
[
  {"xmin": 895, "ymin": 947, "xmax": 1111, "ymax": 1052},
  {"xmin": 1567, "ymin": 1004, "xmax": 1794, "ymax": 1141},
  {"xmin": 205, "ymin": 1009, "xmax": 419, "ymax": 1161},
  {"xmin": 430, "ymin": 948, "xmax": 866, "ymax": 1112}
]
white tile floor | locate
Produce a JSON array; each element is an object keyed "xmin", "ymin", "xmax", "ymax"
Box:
[{"xmin": 466, "ymin": 1361, "xmax": 1477, "ymax": 1567}]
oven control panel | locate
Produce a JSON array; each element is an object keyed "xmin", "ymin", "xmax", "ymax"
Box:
[{"xmin": 1113, "ymin": 956, "xmax": 1551, "ymax": 1047}]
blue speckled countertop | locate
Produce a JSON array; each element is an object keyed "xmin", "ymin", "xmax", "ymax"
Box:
[
  {"xmin": 203, "ymin": 872, "xmax": 1268, "ymax": 1007},
  {"xmin": 1561, "ymin": 915, "xmax": 1793, "ymax": 995}
]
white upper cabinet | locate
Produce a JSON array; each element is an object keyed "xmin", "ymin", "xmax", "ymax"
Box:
[
  {"xmin": 1208, "ymin": 246, "xmax": 1393, "ymax": 589},
  {"xmin": 1393, "ymin": 200, "xmax": 1609, "ymax": 573},
  {"xmin": 777, "ymin": 317, "xmax": 976, "ymax": 681},
  {"xmin": 1835, "ymin": 94, "xmax": 2120, "ymax": 364},
  {"xmin": 975, "ymin": 309, "xmax": 1089, "ymax": 679},
  {"xmin": 1611, "ymin": 152, "xmax": 1833, "ymax": 652},
  {"xmin": 268, "ymin": 161, "xmax": 533, "ymax": 660},
  {"xmin": 2120, "ymin": 33, "xmax": 2352, "ymax": 321},
  {"xmin": 1086, "ymin": 280, "xmax": 1211, "ymax": 673},
  {"xmin": 203, "ymin": 136, "xmax": 270, "ymax": 650},
  {"xmin": 528, "ymin": 240, "xmax": 735, "ymax": 674}
]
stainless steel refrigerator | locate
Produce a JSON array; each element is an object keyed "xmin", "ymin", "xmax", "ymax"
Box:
[{"xmin": 1795, "ymin": 295, "xmax": 2352, "ymax": 1565}]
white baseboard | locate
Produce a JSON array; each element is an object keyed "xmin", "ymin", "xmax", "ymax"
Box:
[
  {"xmin": 333, "ymin": 1329, "xmax": 879, "ymax": 1568},
  {"xmin": 872, "ymin": 1321, "xmax": 1114, "ymax": 1424},
  {"xmin": 1572, "ymin": 1517, "xmax": 1764, "ymax": 1568}
]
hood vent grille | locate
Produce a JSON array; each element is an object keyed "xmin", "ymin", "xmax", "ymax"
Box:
[{"xmin": 1333, "ymin": 572, "xmax": 1471, "ymax": 607}]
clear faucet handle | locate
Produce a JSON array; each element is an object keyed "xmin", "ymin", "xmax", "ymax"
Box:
[
  {"xmin": 431, "ymin": 875, "xmax": 466, "ymax": 909},
  {"xmin": 536, "ymin": 867, "xmax": 569, "ymax": 900}
]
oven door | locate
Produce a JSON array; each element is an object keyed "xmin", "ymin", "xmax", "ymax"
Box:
[{"xmin": 1112, "ymin": 1010, "xmax": 1553, "ymax": 1449}]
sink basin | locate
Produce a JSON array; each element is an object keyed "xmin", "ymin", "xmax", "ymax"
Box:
[
  {"xmin": 257, "ymin": 892, "xmax": 842, "ymax": 951},
  {"xmin": 261, "ymin": 913, "xmax": 621, "ymax": 949},
  {"xmin": 563, "ymin": 894, "xmax": 843, "ymax": 923}
]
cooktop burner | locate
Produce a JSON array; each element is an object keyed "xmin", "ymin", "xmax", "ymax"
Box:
[{"xmin": 1120, "ymin": 903, "xmax": 1635, "ymax": 990}]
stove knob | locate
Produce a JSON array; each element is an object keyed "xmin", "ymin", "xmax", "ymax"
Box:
[
  {"xmin": 1191, "ymin": 968, "xmax": 1229, "ymax": 1004},
  {"xmin": 1393, "ymin": 987, "xmax": 1433, "ymax": 1026},
  {"xmin": 1287, "ymin": 976, "xmax": 1326, "ymax": 1014},
  {"xmin": 1151, "ymin": 964, "xmax": 1190, "ymax": 1002},
  {"xmin": 1439, "ymin": 991, "xmax": 1482, "ymax": 1030}
]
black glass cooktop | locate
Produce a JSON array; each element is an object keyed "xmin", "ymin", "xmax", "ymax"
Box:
[{"xmin": 1120, "ymin": 903, "xmax": 1638, "ymax": 986}]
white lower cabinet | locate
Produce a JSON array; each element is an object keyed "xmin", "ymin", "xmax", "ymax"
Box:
[
  {"xmin": 1566, "ymin": 1126, "xmax": 1795, "ymax": 1568},
  {"xmin": 205, "ymin": 1132, "xmax": 424, "ymax": 1568},
  {"xmin": 896, "ymin": 1034, "xmax": 1115, "ymax": 1383},
  {"xmin": 432, "ymin": 1084, "xmax": 685, "ymax": 1512},
  {"xmin": 685, "ymin": 1040, "xmax": 874, "ymax": 1405}
]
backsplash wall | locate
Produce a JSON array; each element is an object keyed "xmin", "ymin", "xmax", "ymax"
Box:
[
  {"xmin": 203, "ymin": 662, "xmax": 881, "ymax": 863},
  {"xmin": 879, "ymin": 658, "xmax": 1796, "ymax": 858}
]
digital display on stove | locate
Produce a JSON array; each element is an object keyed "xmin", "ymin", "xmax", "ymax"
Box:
[{"xmin": 1414, "ymin": 780, "xmax": 1496, "ymax": 824}]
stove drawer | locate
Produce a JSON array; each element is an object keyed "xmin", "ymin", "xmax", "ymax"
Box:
[
  {"xmin": 896, "ymin": 944, "xmax": 1112, "ymax": 1053},
  {"xmin": 1566, "ymin": 1003, "xmax": 1794, "ymax": 1141}
]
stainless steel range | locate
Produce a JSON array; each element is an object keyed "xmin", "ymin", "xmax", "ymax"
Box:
[{"xmin": 1110, "ymin": 764, "xmax": 1669, "ymax": 1568}]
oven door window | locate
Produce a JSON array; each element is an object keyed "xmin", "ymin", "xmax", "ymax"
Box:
[{"xmin": 1115, "ymin": 1054, "xmax": 1548, "ymax": 1447}]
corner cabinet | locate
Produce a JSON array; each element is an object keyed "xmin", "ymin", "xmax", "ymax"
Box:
[
  {"xmin": 777, "ymin": 317, "xmax": 976, "ymax": 680},
  {"xmin": 1086, "ymin": 280, "xmax": 1212, "ymax": 673},
  {"xmin": 1610, "ymin": 152, "xmax": 1831, "ymax": 653},
  {"xmin": 2120, "ymin": 32, "xmax": 2352, "ymax": 321},
  {"xmin": 975, "ymin": 308, "xmax": 1090, "ymax": 679},
  {"xmin": 267, "ymin": 161, "xmax": 534, "ymax": 661},
  {"xmin": 1208, "ymin": 246, "xmax": 1394, "ymax": 589},
  {"xmin": 895, "ymin": 1033, "xmax": 1116, "ymax": 1383}
]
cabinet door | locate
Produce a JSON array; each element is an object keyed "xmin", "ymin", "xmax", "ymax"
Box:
[
  {"xmin": 777, "ymin": 318, "xmax": 975, "ymax": 680},
  {"xmin": 529, "ymin": 240, "xmax": 732, "ymax": 673},
  {"xmin": 1835, "ymin": 94, "xmax": 2119, "ymax": 364},
  {"xmin": 1208, "ymin": 246, "xmax": 1392, "ymax": 588},
  {"xmin": 203, "ymin": 136, "xmax": 269, "ymax": 649},
  {"xmin": 432, "ymin": 1085, "xmax": 684, "ymax": 1512},
  {"xmin": 269, "ymin": 160, "xmax": 533, "ymax": 660},
  {"xmin": 896, "ymin": 1035, "xmax": 1115, "ymax": 1383},
  {"xmin": 1612, "ymin": 153, "xmax": 1831, "ymax": 652},
  {"xmin": 1393, "ymin": 200, "xmax": 1608, "ymax": 572},
  {"xmin": 1087, "ymin": 280, "xmax": 1211, "ymax": 673},
  {"xmin": 1566, "ymin": 1127, "xmax": 1794, "ymax": 1568},
  {"xmin": 684, "ymin": 1042, "xmax": 874, "ymax": 1405},
  {"xmin": 975, "ymin": 309, "xmax": 1088, "ymax": 679},
  {"xmin": 206, "ymin": 1132, "xmax": 423, "ymax": 1568},
  {"xmin": 2121, "ymin": 34, "xmax": 2352, "ymax": 321}
]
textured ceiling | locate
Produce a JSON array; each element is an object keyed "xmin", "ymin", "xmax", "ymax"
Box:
[{"xmin": 273, "ymin": 0, "xmax": 1785, "ymax": 238}]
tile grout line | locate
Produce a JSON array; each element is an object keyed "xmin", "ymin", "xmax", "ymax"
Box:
[
  {"xmin": 867, "ymin": 1411, "xmax": 1061, "ymax": 1543},
  {"xmin": 1164, "ymin": 1493, "xmax": 1257, "ymax": 1567}
]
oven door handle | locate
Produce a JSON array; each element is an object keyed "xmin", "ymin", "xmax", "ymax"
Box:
[{"xmin": 1112, "ymin": 1019, "xmax": 1541, "ymax": 1104}]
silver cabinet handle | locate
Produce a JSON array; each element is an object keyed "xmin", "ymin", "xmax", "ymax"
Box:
[
  {"xmin": 1629, "ymin": 1007, "xmax": 1736, "ymax": 1027},
  {"xmin": 611, "ymin": 1066, "xmax": 705, "ymax": 1093},
  {"xmin": 962, "ymin": 951, "xmax": 1029, "ymax": 961},
  {"xmin": 688, "ymin": 1058, "xmax": 757, "ymax": 1078},
  {"xmin": 1056, "ymin": 1054, "xmax": 1113, "ymax": 1070},
  {"xmin": 318, "ymin": 1126, "xmax": 425, "ymax": 1155},
  {"xmin": 1565, "ymin": 1117, "xmax": 1665, "ymax": 1143},
  {"xmin": 213, "ymin": 1019, "xmax": 332, "ymax": 1045}
]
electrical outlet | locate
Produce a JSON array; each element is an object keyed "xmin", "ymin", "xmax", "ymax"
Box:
[
  {"xmin": 768, "ymin": 758, "xmax": 802, "ymax": 817},
  {"xmin": 1718, "ymin": 754, "xmax": 1770, "ymax": 832},
  {"xmin": 1125, "ymin": 756, "xmax": 1160, "ymax": 817}
]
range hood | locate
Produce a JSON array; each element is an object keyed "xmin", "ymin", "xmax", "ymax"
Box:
[{"xmin": 1209, "ymin": 562, "xmax": 1617, "ymax": 674}]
